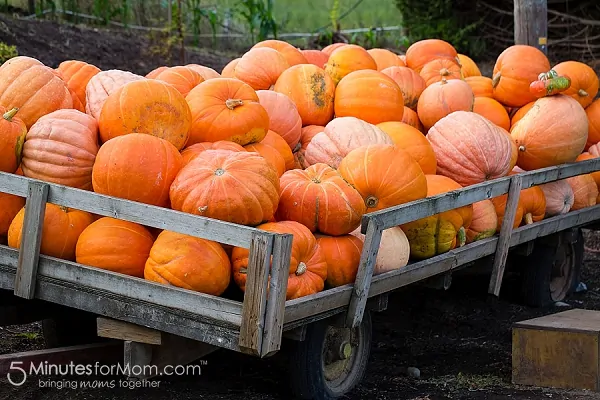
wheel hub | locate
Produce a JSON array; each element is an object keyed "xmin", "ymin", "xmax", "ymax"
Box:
[{"xmin": 322, "ymin": 325, "xmax": 360, "ymax": 386}]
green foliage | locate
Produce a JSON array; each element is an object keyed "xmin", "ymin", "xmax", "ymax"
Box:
[
  {"xmin": 186, "ymin": 0, "xmax": 221, "ymax": 48},
  {"xmin": 329, "ymin": 0, "xmax": 340, "ymax": 31},
  {"xmin": 0, "ymin": 42, "xmax": 17, "ymax": 65},
  {"xmin": 236, "ymin": 0, "xmax": 278, "ymax": 42}
]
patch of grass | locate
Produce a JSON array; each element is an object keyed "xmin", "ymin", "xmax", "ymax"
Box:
[{"xmin": 17, "ymin": 332, "xmax": 40, "ymax": 340}]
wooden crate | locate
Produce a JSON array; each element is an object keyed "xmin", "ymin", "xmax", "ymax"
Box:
[{"xmin": 512, "ymin": 309, "xmax": 600, "ymax": 391}]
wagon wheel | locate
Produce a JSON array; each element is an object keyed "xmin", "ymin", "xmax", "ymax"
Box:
[{"xmin": 287, "ymin": 310, "xmax": 372, "ymax": 400}]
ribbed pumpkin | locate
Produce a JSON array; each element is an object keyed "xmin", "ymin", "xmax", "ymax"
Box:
[
  {"xmin": 457, "ymin": 54, "xmax": 481, "ymax": 77},
  {"xmin": 0, "ymin": 107, "xmax": 26, "ymax": 173},
  {"xmin": 381, "ymin": 66, "xmax": 426, "ymax": 110},
  {"xmin": 305, "ymin": 117, "xmax": 393, "ymax": 169},
  {"xmin": 152, "ymin": 66, "xmax": 205, "ymax": 97},
  {"xmin": 585, "ymin": 98, "xmax": 600, "ymax": 148},
  {"xmin": 252, "ymin": 39, "xmax": 308, "ymax": 66},
  {"xmin": 567, "ymin": 174, "xmax": 598, "ymax": 210},
  {"xmin": 511, "ymin": 168, "xmax": 547, "ymax": 225},
  {"xmin": 293, "ymin": 125, "xmax": 324, "ymax": 169},
  {"xmin": 401, "ymin": 175, "xmax": 473, "ymax": 260},
  {"xmin": 367, "ymin": 48, "xmax": 405, "ymax": 70},
  {"xmin": 427, "ymin": 111, "xmax": 513, "ymax": 186},
  {"xmin": 146, "ymin": 66, "xmax": 168, "ymax": 79},
  {"xmin": 539, "ymin": 180, "xmax": 574, "ymax": 217},
  {"xmin": 99, "ymin": 79, "xmax": 192, "ymax": 150},
  {"xmin": 256, "ymin": 90, "xmax": 302, "ymax": 149},
  {"xmin": 322, "ymin": 43, "xmax": 347, "ymax": 56},
  {"xmin": 377, "ymin": 121, "xmax": 436, "ymax": 174},
  {"xmin": 405, "ymin": 39, "xmax": 458, "ymax": 73},
  {"xmin": 301, "ymin": 50, "xmax": 330, "ymax": 68},
  {"xmin": 552, "ymin": 61, "xmax": 599, "ymax": 108},
  {"xmin": 181, "ymin": 141, "xmax": 246, "ymax": 166},
  {"xmin": 576, "ymin": 153, "xmax": 600, "ymax": 193},
  {"xmin": 401, "ymin": 107, "xmax": 424, "ymax": 132},
  {"xmin": 510, "ymin": 101, "xmax": 535, "ymax": 129},
  {"xmin": 338, "ymin": 144, "xmax": 427, "ymax": 212},
  {"xmin": 144, "ymin": 230, "xmax": 231, "ymax": 296},
  {"xmin": 491, "ymin": 193, "xmax": 524, "ymax": 230},
  {"xmin": 234, "ymin": 48, "xmax": 290, "ymax": 90},
  {"xmin": 350, "ymin": 226, "xmax": 410, "ymax": 275},
  {"xmin": 472, "ymin": 97, "xmax": 511, "ymax": 131},
  {"xmin": 274, "ymin": 64, "xmax": 335, "ymax": 126},
  {"xmin": 491, "ymin": 45, "xmax": 551, "ymax": 107},
  {"xmin": 186, "ymin": 78, "xmax": 269, "ymax": 146},
  {"xmin": 324, "ymin": 44, "xmax": 377, "ymax": 85},
  {"xmin": 465, "ymin": 76, "xmax": 493, "ymax": 98},
  {"xmin": 92, "ymin": 134, "xmax": 183, "ymax": 207},
  {"xmin": 231, "ymin": 221, "xmax": 328, "ymax": 300},
  {"xmin": 0, "ymin": 192, "xmax": 25, "ymax": 238},
  {"xmin": 276, "ymin": 163, "xmax": 366, "ymax": 236},
  {"xmin": 56, "ymin": 60, "xmax": 101, "ymax": 108},
  {"xmin": 221, "ymin": 58, "xmax": 239, "ymax": 77},
  {"xmin": 417, "ymin": 78, "xmax": 474, "ymax": 131},
  {"xmin": 466, "ymin": 200, "xmax": 497, "ymax": 243},
  {"xmin": 0, "ymin": 56, "xmax": 73, "ymax": 128},
  {"xmin": 334, "ymin": 70, "xmax": 404, "ymax": 125},
  {"xmin": 590, "ymin": 143, "xmax": 600, "ymax": 156},
  {"xmin": 419, "ymin": 58, "xmax": 462, "ymax": 86},
  {"xmin": 75, "ymin": 217, "xmax": 154, "ymax": 278},
  {"xmin": 316, "ymin": 234, "xmax": 363, "ymax": 287},
  {"xmin": 85, "ymin": 69, "xmax": 145, "ymax": 120},
  {"xmin": 8, "ymin": 204, "xmax": 94, "ymax": 261},
  {"xmin": 510, "ymin": 95, "xmax": 588, "ymax": 170},
  {"xmin": 186, "ymin": 64, "xmax": 221, "ymax": 80},
  {"xmin": 244, "ymin": 141, "xmax": 286, "ymax": 177},
  {"xmin": 259, "ymin": 129, "xmax": 295, "ymax": 171},
  {"xmin": 170, "ymin": 150, "xmax": 279, "ymax": 226}
]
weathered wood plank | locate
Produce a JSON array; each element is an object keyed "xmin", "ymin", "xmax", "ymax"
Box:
[
  {"xmin": 14, "ymin": 181, "xmax": 49, "ymax": 299},
  {"xmin": 514, "ymin": 0, "xmax": 548, "ymax": 54},
  {"xmin": 488, "ymin": 175, "xmax": 523, "ymax": 296},
  {"xmin": 519, "ymin": 158, "xmax": 600, "ymax": 188},
  {"xmin": 97, "ymin": 318, "xmax": 162, "ymax": 345},
  {"xmin": 238, "ymin": 232, "xmax": 274, "ymax": 356},
  {"xmin": 261, "ymin": 233, "xmax": 293, "ymax": 357}
]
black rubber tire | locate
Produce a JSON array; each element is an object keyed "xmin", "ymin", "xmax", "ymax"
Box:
[
  {"xmin": 519, "ymin": 229, "xmax": 583, "ymax": 307},
  {"xmin": 287, "ymin": 311, "xmax": 372, "ymax": 400}
]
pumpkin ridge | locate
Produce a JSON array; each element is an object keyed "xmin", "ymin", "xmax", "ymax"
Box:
[{"xmin": 431, "ymin": 127, "xmax": 485, "ymax": 178}]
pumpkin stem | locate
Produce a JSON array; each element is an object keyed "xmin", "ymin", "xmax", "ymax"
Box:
[
  {"xmin": 365, "ymin": 195, "xmax": 379, "ymax": 209},
  {"xmin": 59, "ymin": 205, "xmax": 69, "ymax": 213},
  {"xmin": 518, "ymin": 145, "xmax": 526, "ymax": 152},
  {"xmin": 311, "ymin": 177, "xmax": 321, "ymax": 184},
  {"xmin": 214, "ymin": 168, "xmax": 226, "ymax": 176},
  {"xmin": 3, "ymin": 107, "xmax": 18, "ymax": 121},
  {"xmin": 492, "ymin": 72, "xmax": 501, "ymax": 88},
  {"xmin": 292, "ymin": 142, "xmax": 302, "ymax": 153},
  {"xmin": 225, "ymin": 99, "xmax": 244, "ymax": 110},
  {"xmin": 578, "ymin": 88, "xmax": 589, "ymax": 97},
  {"xmin": 14, "ymin": 133, "xmax": 25, "ymax": 167},
  {"xmin": 524, "ymin": 212, "xmax": 534, "ymax": 225},
  {"xmin": 457, "ymin": 226, "xmax": 466, "ymax": 247},
  {"xmin": 295, "ymin": 262, "xmax": 307, "ymax": 276},
  {"xmin": 239, "ymin": 267, "xmax": 247, "ymax": 275},
  {"xmin": 440, "ymin": 68, "xmax": 450, "ymax": 76}
]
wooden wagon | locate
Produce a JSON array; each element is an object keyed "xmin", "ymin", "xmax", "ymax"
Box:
[{"xmin": 2, "ymin": 157, "xmax": 600, "ymax": 399}]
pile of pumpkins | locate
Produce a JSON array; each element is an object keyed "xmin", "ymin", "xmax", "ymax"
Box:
[{"xmin": 0, "ymin": 38, "xmax": 598, "ymax": 301}]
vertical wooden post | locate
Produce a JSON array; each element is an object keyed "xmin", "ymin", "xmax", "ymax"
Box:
[{"xmin": 514, "ymin": 0, "xmax": 548, "ymax": 54}]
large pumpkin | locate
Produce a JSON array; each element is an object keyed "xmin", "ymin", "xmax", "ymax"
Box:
[
  {"xmin": 21, "ymin": 109, "xmax": 99, "ymax": 190},
  {"xmin": 338, "ymin": 144, "xmax": 427, "ymax": 212},
  {"xmin": 552, "ymin": 61, "xmax": 599, "ymax": 108},
  {"xmin": 304, "ymin": 117, "xmax": 393, "ymax": 169},
  {"xmin": 276, "ymin": 163, "xmax": 366, "ymax": 236},
  {"xmin": 426, "ymin": 111, "xmax": 513, "ymax": 186},
  {"xmin": 322, "ymin": 43, "xmax": 347, "ymax": 56},
  {"xmin": 0, "ymin": 107, "xmax": 26, "ymax": 173},
  {"xmin": 294, "ymin": 125, "xmax": 324, "ymax": 169},
  {"xmin": 186, "ymin": 64, "xmax": 221, "ymax": 80},
  {"xmin": 92, "ymin": 133, "xmax": 183, "ymax": 207},
  {"xmin": 334, "ymin": 70, "xmax": 404, "ymax": 125},
  {"xmin": 273, "ymin": 64, "xmax": 335, "ymax": 126},
  {"xmin": 169, "ymin": 150, "xmax": 279, "ymax": 226},
  {"xmin": 405, "ymin": 39, "xmax": 458, "ymax": 73},
  {"xmin": 376, "ymin": 121, "xmax": 436, "ymax": 174},
  {"xmin": 472, "ymin": 97, "xmax": 511, "ymax": 131},
  {"xmin": 244, "ymin": 141, "xmax": 286, "ymax": 177},
  {"xmin": 146, "ymin": 66, "xmax": 168, "ymax": 79},
  {"xmin": 510, "ymin": 101, "xmax": 535, "ymax": 128},
  {"xmin": 381, "ymin": 66, "xmax": 426, "ymax": 110},
  {"xmin": 466, "ymin": 200, "xmax": 497, "ymax": 243},
  {"xmin": 186, "ymin": 78, "xmax": 269, "ymax": 146},
  {"xmin": 367, "ymin": 48, "xmax": 405, "ymax": 71},
  {"xmin": 0, "ymin": 193, "xmax": 25, "ymax": 238},
  {"xmin": 349, "ymin": 226, "xmax": 410, "ymax": 275},
  {"xmin": 256, "ymin": 90, "xmax": 302, "ymax": 149},
  {"xmin": 539, "ymin": 180, "xmax": 574, "ymax": 217},
  {"xmin": 98, "ymin": 79, "xmax": 192, "ymax": 150},
  {"xmin": 585, "ymin": 98, "xmax": 600, "ymax": 148},
  {"xmin": 8, "ymin": 204, "xmax": 94, "ymax": 261},
  {"xmin": 301, "ymin": 49, "xmax": 330, "ymax": 68},
  {"xmin": 144, "ymin": 230, "xmax": 231, "ymax": 296},
  {"xmin": 234, "ymin": 48, "xmax": 290, "ymax": 90},
  {"xmin": 510, "ymin": 95, "xmax": 588, "ymax": 170},
  {"xmin": 85, "ymin": 69, "xmax": 145, "ymax": 120},
  {"xmin": 465, "ymin": 76, "xmax": 493, "ymax": 98},
  {"xmin": 316, "ymin": 234, "xmax": 363, "ymax": 287},
  {"xmin": 151, "ymin": 66, "xmax": 205, "ymax": 97},
  {"xmin": 56, "ymin": 60, "xmax": 101, "ymax": 108},
  {"xmin": 252, "ymin": 40, "xmax": 308, "ymax": 66},
  {"xmin": 75, "ymin": 217, "xmax": 154, "ymax": 278},
  {"xmin": 180, "ymin": 141, "xmax": 246, "ymax": 166},
  {"xmin": 417, "ymin": 78, "xmax": 474, "ymax": 131},
  {"xmin": 567, "ymin": 174, "xmax": 598, "ymax": 210},
  {"xmin": 491, "ymin": 45, "xmax": 551, "ymax": 107},
  {"xmin": 457, "ymin": 54, "xmax": 481, "ymax": 77},
  {"xmin": 419, "ymin": 58, "xmax": 462, "ymax": 86},
  {"xmin": 221, "ymin": 58, "xmax": 239, "ymax": 78},
  {"xmin": 231, "ymin": 221, "xmax": 328, "ymax": 300},
  {"xmin": 0, "ymin": 56, "xmax": 73, "ymax": 128},
  {"xmin": 324, "ymin": 44, "xmax": 377, "ymax": 85}
]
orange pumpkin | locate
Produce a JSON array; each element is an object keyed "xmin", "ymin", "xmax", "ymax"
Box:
[
  {"xmin": 92, "ymin": 133, "xmax": 183, "ymax": 207},
  {"xmin": 221, "ymin": 58, "xmax": 239, "ymax": 78},
  {"xmin": 0, "ymin": 192, "xmax": 25, "ymax": 238},
  {"xmin": 99, "ymin": 79, "xmax": 192, "ymax": 150},
  {"xmin": 576, "ymin": 153, "xmax": 600, "ymax": 192},
  {"xmin": 552, "ymin": 61, "xmax": 599, "ymax": 108},
  {"xmin": 234, "ymin": 48, "xmax": 289, "ymax": 90},
  {"xmin": 491, "ymin": 193, "xmax": 525, "ymax": 230},
  {"xmin": 377, "ymin": 121, "xmax": 436, "ymax": 174},
  {"xmin": 0, "ymin": 56, "xmax": 73, "ymax": 128},
  {"xmin": 334, "ymin": 70, "xmax": 404, "ymax": 125},
  {"xmin": 426, "ymin": 111, "xmax": 513, "ymax": 186},
  {"xmin": 466, "ymin": 200, "xmax": 497, "ymax": 243},
  {"xmin": 472, "ymin": 97, "xmax": 511, "ymax": 131},
  {"xmin": 405, "ymin": 39, "xmax": 458, "ymax": 73},
  {"xmin": 181, "ymin": 141, "xmax": 246, "ymax": 166},
  {"xmin": 511, "ymin": 168, "xmax": 546, "ymax": 225},
  {"xmin": 259, "ymin": 130, "xmax": 295, "ymax": 171},
  {"xmin": 338, "ymin": 144, "xmax": 427, "ymax": 212},
  {"xmin": 21, "ymin": 109, "xmax": 99, "ymax": 190},
  {"xmin": 465, "ymin": 76, "xmax": 493, "ymax": 98},
  {"xmin": 457, "ymin": 54, "xmax": 481, "ymax": 77},
  {"xmin": 56, "ymin": 60, "xmax": 101, "ymax": 108},
  {"xmin": 256, "ymin": 90, "xmax": 302, "ymax": 149},
  {"xmin": 322, "ymin": 43, "xmax": 347, "ymax": 56},
  {"xmin": 169, "ymin": 150, "xmax": 279, "ymax": 226},
  {"xmin": 316, "ymin": 234, "xmax": 363, "ymax": 287},
  {"xmin": 146, "ymin": 66, "xmax": 168, "ymax": 79},
  {"xmin": 152, "ymin": 66, "xmax": 205, "ymax": 97},
  {"xmin": 85, "ymin": 69, "xmax": 145, "ymax": 120},
  {"xmin": 491, "ymin": 45, "xmax": 551, "ymax": 107},
  {"xmin": 8, "ymin": 204, "xmax": 94, "ymax": 261},
  {"xmin": 276, "ymin": 163, "xmax": 366, "ymax": 236},
  {"xmin": 231, "ymin": 221, "xmax": 328, "ymax": 300},
  {"xmin": 567, "ymin": 174, "xmax": 598, "ymax": 210},
  {"xmin": 381, "ymin": 66, "xmax": 426, "ymax": 110},
  {"xmin": 539, "ymin": 180, "xmax": 574, "ymax": 216},
  {"xmin": 401, "ymin": 107, "xmax": 424, "ymax": 132},
  {"xmin": 186, "ymin": 64, "xmax": 221, "ymax": 80},
  {"xmin": 186, "ymin": 78, "xmax": 269, "ymax": 146},
  {"xmin": 75, "ymin": 217, "xmax": 154, "ymax": 278},
  {"xmin": 511, "ymin": 95, "xmax": 588, "ymax": 170},
  {"xmin": 244, "ymin": 141, "xmax": 286, "ymax": 177},
  {"xmin": 419, "ymin": 58, "xmax": 462, "ymax": 86},
  {"xmin": 585, "ymin": 98, "xmax": 600, "ymax": 148},
  {"xmin": 590, "ymin": 143, "xmax": 600, "ymax": 156},
  {"xmin": 324, "ymin": 44, "xmax": 377, "ymax": 85},
  {"xmin": 274, "ymin": 64, "xmax": 335, "ymax": 126},
  {"xmin": 417, "ymin": 78, "xmax": 474, "ymax": 131},
  {"xmin": 252, "ymin": 39, "xmax": 308, "ymax": 66},
  {"xmin": 367, "ymin": 48, "xmax": 405, "ymax": 70},
  {"xmin": 510, "ymin": 101, "xmax": 535, "ymax": 128},
  {"xmin": 301, "ymin": 49, "xmax": 330, "ymax": 68},
  {"xmin": 294, "ymin": 125, "xmax": 324, "ymax": 169},
  {"xmin": 144, "ymin": 230, "xmax": 231, "ymax": 296},
  {"xmin": 0, "ymin": 107, "xmax": 26, "ymax": 173}
]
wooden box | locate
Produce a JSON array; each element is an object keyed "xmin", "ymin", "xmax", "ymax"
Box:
[{"xmin": 512, "ymin": 309, "xmax": 600, "ymax": 391}]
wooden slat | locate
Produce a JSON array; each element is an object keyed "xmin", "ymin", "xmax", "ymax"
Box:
[
  {"xmin": 519, "ymin": 158, "xmax": 600, "ymax": 188},
  {"xmin": 14, "ymin": 181, "xmax": 48, "ymax": 299},
  {"xmin": 97, "ymin": 317, "xmax": 162, "ymax": 345},
  {"xmin": 346, "ymin": 219, "xmax": 383, "ymax": 328},
  {"xmin": 261, "ymin": 233, "xmax": 293, "ymax": 357},
  {"xmin": 514, "ymin": 0, "xmax": 548, "ymax": 54},
  {"xmin": 488, "ymin": 175, "xmax": 523, "ymax": 296},
  {"xmin": 238, "ymin": 232, "xmax": 274, "ymax": 356}
]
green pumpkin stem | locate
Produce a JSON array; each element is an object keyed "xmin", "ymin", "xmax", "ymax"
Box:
[
  {"xmin": 457, "ymin": 226, "xmax": 466, "ymax": 247},
  {"xmin": 3, "ymin": 107, "xmax": 19, "ymax": 121}
]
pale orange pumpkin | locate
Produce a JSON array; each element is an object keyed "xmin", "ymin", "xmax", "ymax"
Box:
[
  {"xmin": 324, "ymin": 44, "xmax": 377, "ymax": 84},
  {"xmin": 381, "ymin": 66, "xmax": 426, "ymax": 110},
  {"xmin": 401, "ymin": 107, "xmax": 424, "ymax": 132},
  {"xmin": 405, "ymin": 39, "xmax": 458, "ymax": 73},
  {"xmin": 585, "ymin": 98, "xmax": 600, "ymax": 148},
  {"xmin": 186, "ymin": 64, "xmax": 221, "ymax": 80},
  {"xmin": 221, "ymin": 58, "xmax": 239, "ymax": 78},
  {"xmin": 419, "ymin": 58, "xmax": 462, "ymax": 86},
  {"xmin": 539, "ymin": 180, "xmax": 574, "ymax": 217},
  {"xmin": 465, "ymin": 76, "xmax": 493, "ymax": 98},
  {"xmin": 294, "ymin": 125, "xmax": 324, "ymax": 169},
  {"xmin": 146, "ymin": 66, "xmax": 168, "ymax": 79},
  {"xmin": 234, "ymin": 47, "xmax": 290, "ymax": 90},
  {"xmin": 472, "ymin": 97, "xmax": 511, "ymax": 131},
  {"xmin": 377, "ymin": 121, "xmax": 436, "ymax": 174},
  {"xmin": 316, "ymin": 234, "xmax": 363, "ymax": 287},
  {"xmin": 552, "ymin": 61, "xmax": 599, "ymax": 108},
  {"xmin": 252, "ymin": 39, "xmax": 308, "ymax": 66},
  {"xmin": 180, "ymin": 141, "xmax": 246, "ymax": 166},
  {"xmin": 152, "ymin": 66, "xmax": 205, "ymax": 97},
  {"xmin": 56, "ymin": 60, "xmax": 101, "ymax": 108},
  {"xmin": 510, "ymin": 101, "xmax": 535, "ymax": 129},
  {"xmin": 466, "ymin": 200, "xmax": 497, "ymax": 243},
  {"xmin": 367, "ymin": 48, "xmax": 405, "ymax": 70},
  {"xmin": 457, "ymin": 54, "xmax": 481, "ymax": 77},
  {"xmin": 256, "ymin": 90, "xmax": 302, "ymax": 149},
  {"xmin": 417, "ymin": 78, "xmax": 474, "ymax": 131},
  {"xmin": 301, "ymin": 49, "xmax": 330, "ymax": 68},
  {"xmin": 567, "ymin": 174, "xmax": 598, "ymax": 210},
  {"xmin": 322, "ymin": 43, "xmax": 347, "ymax": 56},
  {"xmin": 85, "ymin": 69, "xmax": 145, "ymax": 120},
  {"xmin": 349, "ymin": 226, "xmax": 410, "ymax": 275}
]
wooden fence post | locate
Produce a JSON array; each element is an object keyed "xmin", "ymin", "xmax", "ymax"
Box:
[{"xmin": 514, "ymin": 0, "xmax": 548, "ymax": 54}]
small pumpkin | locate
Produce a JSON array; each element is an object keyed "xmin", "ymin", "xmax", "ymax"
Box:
[
  {"xmin": 539, "ymin": 180, "xmax": 574, "ymax": 217},
  {"xmin": 567, "ymin": 174, "xmax": 598, "ymax": 210},
  {"xmin": 0, "ymin": 192, "xmax": 25, "ymax": 238},
  {"xmin": 552, "ymin": 61, "xmax": 599, "ymax": 108},
  {"xmin": 152, "ymin": 66, "xmax": 205, "ymax": 97},
  {"xmin": 491, "ymin": 193, "xmax": 525, "ymax": 230},
  {"xmin": 301, "ymin": 50, "xmax": 330, "ymax": 68},
  {"xmin": 405, "ymin": 39, "xmax": 458, "ymax": 73},
  {"xmin": 316, "ymin": 234, "xmax": 363, "ymax": 287},
  {"xmin": 585, "ymin": 98, "xmax": 600, "ymax": 149},
  {"xmin": 221, "ymin": 58, "xmax": 239, "ymax": 78},
  {"xmin": 186, "ymin": 64, "xmax": 221, "ymax": 80},
  {"xmin": 276, "ymin": 163, "xmax": 366, "ymax": 236},
  {"xmin": 465, "ymin": 76, "xmax": 493, "ymax": 98},
  {"xmin": 376, "ymin": 121, "xmax": 436, "ymax": 174},
  {"xmin": 85, "ymin": 69, "xmax": 145, "ymax": 120},
  {"xmin": 294, "ymin": 125, "xmax": 324, "ymax": 169},
  {"xmin": 417, "ymin": 78, "xmax": 474, "ymax": 131},
  {"xmin": 576, "ymin": 153, "xmax": 600, "ymax": 195},
  {"xmin": 146, "ymin": 66, "xmax": 168, "ymax": 79},
  {"xmin": 367, "ymin": 48, "xmax": 405, "ymax": 71},
  {"xmin": 381, "ymin": 66, "xmax": 426, "ymax": 110},
  {"xmin": 324, "ymin": 44, "xmax": 377, "ymax": 85},
  {"xmin": 252, "ymin": 39, "xmax": 308, "ymax": 66},
  {"xmin": 472, "ymin": 97, "xmax": 511, "ymax": 131},
  {"xmin": 457, "ymin": 54, "xmax": 481, "ymax": 77},
  {"xmin": 510, "ymin": 101, "xmax": 535, "ymax": 128},
  {"xmin": 256, "ymin": 90, "xmax": 302, "ymax": 149},
  {"xmin": 244, "ymin": 141, "xmax": 286, "ymax": 177},
  {"xmin": 511, "ymin": 168, "xmax": 546, "ymax": 225},
  {"xmin": 181, "ymin": 141, "xmax": 246, "ymax": 166},
  {"xmin": 56, "ymin": 60, "xmax": 101, "ymax": 108},
  {"xmin": 234, "ymin": 48, "xmax": 290, "ymax": 90},
  {"xmin": 259, "ymin": 129, "xmax": 295, "ymax": 171},
  {"xmin": 401, "ymin": 107, "xmax": 424, "ymax": 132},
  {"xmin": 466, "ymin": 200, "xmax": 497, "ymax": 243},
  {"xmin": 0, "ymin": 107, "xmax": 26, "ymax": 173},
  {"xmin": 322, "ymin": 43, "xmax": 347, "ymax": 56},
  {"xmin": 231, "ymin": 221, "xmax": 328, "ymax": 300},
  {"xmin": 350, "ymin": 226, "xmax": 410, "ymax": 275},
  {"xmin": 75, "ymin": 217, "xmax": 154, "ymax": 278},
  {"xmin": 419, "ymin": 58, "xmax": 462, "ymax": 86}
]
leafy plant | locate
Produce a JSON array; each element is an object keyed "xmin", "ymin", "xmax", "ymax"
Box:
[
  {"xmin": 236, "ymin": 0, "xmax": 278, "ymax": 42},
  {"xmin": 0, "ymin": 42, "xmax": 17, "ymax": 65},
  {"xmin": 329, "ymin": 0, "xmax": 340, "ymax": 32}
]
